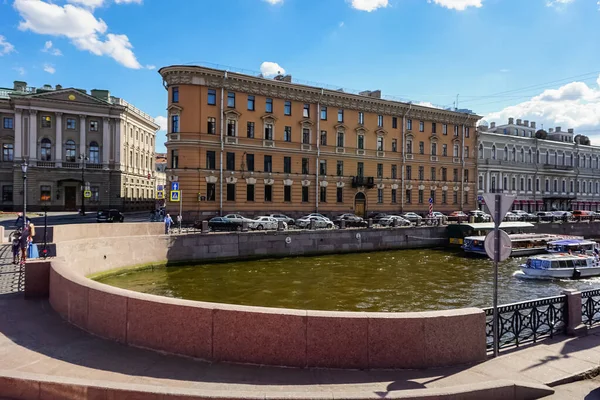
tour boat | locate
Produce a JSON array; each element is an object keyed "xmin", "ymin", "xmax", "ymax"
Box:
[
  {"xmin": 462, "ymin": 233, "xmax": 584, "ymax": 257},
  {"xmin": 546, "ymin": 239, "xmax": 599, "ymax": 255},
  {"xmin": 518, "ymin": 253, "xmax": 600, "ymax": 279}
]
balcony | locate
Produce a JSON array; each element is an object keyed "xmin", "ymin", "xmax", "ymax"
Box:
[
  {"xmin": 543, "ymin": 164, "xmax": 574, "ymax": 171},
  {"xmin": 86, "ymin": 163, "xmax": 103, "ymax": 170},
  {"xmin": 351, "ymin": 176, "xmax": 375, "ymax": 189},
  {"xmin": 36, "ymin": 161, "xmax": 55, "ymax": 168},
  {"xmin": 63, "ymin": 162, "xmax": 80, "ymax": 169}
]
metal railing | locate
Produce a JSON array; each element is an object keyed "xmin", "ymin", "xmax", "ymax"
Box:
[
  {"xmin": 111, "ymin": 97, "xmax": 155, "ymax": 123},
  {"xmin": 582, "ymin": 289, "xmax": 600, "ymax": 327},
  {"xmin": 483, "ymin": 295, "xmax": 567, "ymax": 351}
]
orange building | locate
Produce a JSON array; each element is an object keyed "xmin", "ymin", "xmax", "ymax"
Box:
[{"xmin": 158, "ymin": 65, "xmax": 480, "ymax": 219}]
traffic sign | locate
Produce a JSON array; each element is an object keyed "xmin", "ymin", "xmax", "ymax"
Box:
[
  {"xmin": 157, "ymin": 185, "xmax": 164, "ymax": 191},
  {"xmin": 484, "ymin": 229, "xmax": 512, "ymax": 262},
  {"xmin": 483, "ymin": 194, "xmax": 515, "ymax": 225},
  {"xmin": 156, "ymin": 190, "xmax": 164, "ymax": 199},
  {"xmin": 171, "ymin": 182, "xmax": 179, "ymax": 191},
  {"xmin": 429, "ymin": 197, "xmax": 433, "ymax": 204},
  {"xmin": 83, "ymin": 190, "xmax": 92, "ymax": 199},
  {"xmin": 170, "ymin": 190, "xmax": 180, "ymax": 202}
]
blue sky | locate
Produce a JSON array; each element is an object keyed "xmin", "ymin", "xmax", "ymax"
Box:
[{"xmin": 2, "ymin": 0, "xmax": 600, "ymax": 153}]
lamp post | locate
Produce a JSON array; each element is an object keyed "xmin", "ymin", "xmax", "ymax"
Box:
[
  {"xmin": 79, "ymin": 154, "xmax": 89, "ymax": 215},
  {"xmin": 21, "ymin": 161, "xmax": 28, "ymax": 230},
  {"xmin": 42, "ymin": 201, "xmax": 49, "ymax": 259}
]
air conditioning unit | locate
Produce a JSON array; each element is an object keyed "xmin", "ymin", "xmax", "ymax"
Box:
[
  {"xmin": 406, "ymin": 154, "xmax": 414, "ymax": 160},
  {"xmin": 263, "ymin": 140, "xmax": 275, "ymax": 148},
  {"xmin": 301, "ymin": 144, "xmax": 311, "ymax": 151},
  {"xmin": 226, "ymin": 137, "xmax": 238, "ymax": 145},
  {"xmin": 356, "ymin": 149, "xmax": 366, "ymax": 156},
  {"xmin": 336, "ymin": 147, "xmax": 345, "ymax": 154},
  {"xmin": 430, "ymin": 156, "xmax": 438, "ymax": 162},
  {"xmin": 377, "ymin": 151, "xmax": 385, "ymax": 157}
]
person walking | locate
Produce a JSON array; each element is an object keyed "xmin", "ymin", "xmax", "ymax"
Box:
[
  {"xmin": 19, "ymin": 225, "xmax": 30, "ymax": 264},
  {"xmin": 10, "ymin": 228, "xmax": 21, "ymax": 264},
  {"xmin": 164, "ymin": 213, "xmax": 173, "ymax": 234}
]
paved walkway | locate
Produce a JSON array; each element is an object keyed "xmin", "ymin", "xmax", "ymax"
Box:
[{"xmin": 545, "ymin": 376, "xmax": 600, "ymax": 399}]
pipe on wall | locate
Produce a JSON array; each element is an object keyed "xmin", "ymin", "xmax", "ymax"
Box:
[
  {"xmin": 219, "ymin": 72, "xmax": 227, "ymax": 215},
  {"xmin": 315, "ymin": 88, "xmax": 324, "ymax": 213},
  {"xmin": 401, "ymin": 104, "xmax": 412, "ymax": 213}
]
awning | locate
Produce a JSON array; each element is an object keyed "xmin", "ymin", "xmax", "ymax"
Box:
[
  {"xmin": 537, "ymin": 200, "xmax": 544, "ymax": 204},
  {"xmin": 513, "ymin": 200, "xmax": 521, "ymax": 204},
  {"xmin": 528, "ymin": 200, "xmax": 536, "ymax": 204}
]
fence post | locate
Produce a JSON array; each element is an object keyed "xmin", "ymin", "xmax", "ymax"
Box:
[
  {"xmin": 277, "ymin": 221, "xmax": 284, "ymax": 232},
  {"xmin": 367, "ymin": 218, "xmax": 373, "ymax": 229},
  {"xmin": 242, "ymin": 221, "xmax": 249, "ymax": 232},
  {"xmin": 340, "ymin": 220, "xmax": 346, "ymax": 230},
  {"xmin": 562, "ymin": 289, "xmax": 587, "ymax": 337},
  {"xmin": 202, "ymin": 220, "xmax": 209, "ymax": 233}
]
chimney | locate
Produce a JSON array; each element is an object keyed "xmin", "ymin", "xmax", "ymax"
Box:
[
  {"xmin": 490, "ymin": 122, "xmax": 496, "ymax": 129},
  {"xmin": 359, "ymin": 90, "xmax": 372, "ymax": 96},
  {"xmin": 555, "ymin": 126, "xmax": 561, "ymax": 132},
  {"xmin": 531, "ymin": 121, "xmax": 536, "ymax": 129},
  {"xmin": 523, "ymin": 120, "xmax": 529, "ymax": 127},
  {"xmin": 13, "ymin": 81, "xmax": 27, "ymax": 91},
  {"xmin": 369, "ymin": 90, "xmax": 382, "ymax": 99},
  {"xmin": 516, "ymin": 119, "xmax": 522, "ymax": 125},
  {"xmin": 55, "ymin": 84, "xmax": 63, "ymax": 90},
  {"xmin": 508, "ymin": 117, "xmax": 514, "ymax": 125},
  {"xmin": 568, "ymin": 128, "xmax": 574, "ymax": 134},
  {"xmin": 549, "ymin": 128, "xmax": 554, "ymax": 133},
  {"xmin": 90, "ymin": 89, "xmax": 110, "ymax": 101}
]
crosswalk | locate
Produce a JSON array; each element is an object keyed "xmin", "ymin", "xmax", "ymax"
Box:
[{"xmin": 0, "ymin": 244, "xmax": 23, "ymax": 294}]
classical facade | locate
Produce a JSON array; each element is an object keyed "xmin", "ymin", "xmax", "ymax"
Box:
[
  {"xmin": 0, "ymin": 81, "xmax": 159, "ymax": 212},
  {"xmin": 477, "ymin": 118, "xmax": 600, "ymax": 212},
  {"xmin": 158, "ymin": 65, "xmax": 480, "ymax": 219}
]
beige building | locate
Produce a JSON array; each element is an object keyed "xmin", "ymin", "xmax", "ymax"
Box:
[{"xmin": 0, "ymin": 81, "xmax": 159, "ymax": 212}]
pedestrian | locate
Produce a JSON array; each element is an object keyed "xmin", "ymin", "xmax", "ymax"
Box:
[
  {"xmin": 19, "ymin": 225, "xmax": 30, "ymax": 264},
  {"xmin": 164, "ymin": 213, "xmax": 173, "ymax": 234},
  {"xmin": 11, "ymin": 229, "xmax": 20, "ymax": 264},
  {"xmin": 177, "ymin": 214, "xmax": 182, "ymax": 229}
]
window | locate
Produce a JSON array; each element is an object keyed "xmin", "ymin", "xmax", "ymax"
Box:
[
  {"xmin": 441, "ymin": 191, "xmax": 447, "ymax": 204},
  {"xmin": 3, "ymin": 117, "xmax": 13, "ymax": 129},
  {"xmin": 407, "ymin": 119, "xmax": 412, "ymax": 130},
  {"xmin": 358, "ymin": 112, "xmax": 364, "ymax": 125},
  {"xmin": 504, "ymin": 176, "xmax": 508, "ymax": 190},
  {"xmin": 454, "ymin": 125, "xmax": 459, "ymax": 136},
  {"xmin": 321, "ymin": 106, "xmax": 327, "ymax": 120},
  {"xmin": 172, "ymin": 87, "xmax": 179, "ymax": 103},
  {"xmin": 431, "ymin": 167, "xmax": 436, "ymax": 181},
  {"xmin": 406, "ymin": 189, "xmax": 412, "ymax": 204},
  {"xmin": 337, "ymin": 132, "xmax": 345, "ymax": 148},
  {"xmin": 554, "ymin": 180, "xmax": 558, "ymax": 193},
  {"xmin": 284, "ymin": 126, "xmax": 292, "ymax": 142},
  {"xmin": 392, "ymin": 139, "xmax": 397, "ymax": 152},
  {"xmin": 265, "ymin": 123, "xmax": 273, "ymax": 140},
  {"xmin": 284, "ymin": 186, "xmax": 292, "ymax": 202},
  {"xmin": 431, "ymin": 143, "xmax": 437, "ymax": 156},
  {"xmin": 247, "ymin": 184, "xmax": 255, "ymax": 202},
  {"xmin": 40, "ymin": 185, "xmax": 51, "ymax": 202},
  {"xmin": 338, "ymin": 109, "xmax": 344, "ymax": 123},
  {"xmin": 392, "ymin": 117, "xmax": 398, "ymax": 129},
  {"xmin": 453, "ymin": 168, "xmax": 459, "ymax": 182},
  {"xmin": 66, "ymin": 140, "xmax": 77, "ymax": 162},
  {"xmin": 418, "ymin": 166, "xmax": 424, "ymax": 180},
  {"xmin": 419, "ymin": 141, "xmax": 424, "ymax": 154},
  {"xmin": 478, "ymin": 176, "xmax": 484, "ymax": 191},
  {"xmin": 284, "ymin": 101, "xmax": 292, "ymax": 116},
  {"xmin": 453, "ymin": 191, "xmax": 458, "ymax": 205},
  {"xmin": 406, "ymin": 166, "xmax": 412, "ymax": 180},
  {"xmin": 562, "ymin": 180, "xmax": 566, "ymax": 193},
  {"xmin": 264, "ymin": 155, "xmax": 272, "ymax": 172},
  {"xmin": 465, "ymin": 127, "xmax": 470, "ymax": 138},
  {"xmin": 357, "ymin": 134, "xmax": 364, "ymax": 150},
  {"xmin": 464, "ymin": 191, "xmax": 469, "ymax": 204},
  {"xmin": 570, "ymin": 180, "xmax": 574, "ymax": 193},
  {"xmin": 357, "ymin": 162, "xmax": 364, "ymax": 177},
  {"xmin": 40, "ymin": 138, "xmax": 52, "ymax": 161},
  {"xmin": 247, "ymin": 95, "xmax": 255, "ymax": 111},
  {"xmin": 378, "ymin": 115, "xmax": 383, "ymax": 127},
  {"xmin": 419, "ymin": 121, "xmax": 424, "ymax": 132},
  {"xmin": 320, "ymin": 131, "xmax": 327, "ymax": 146},
  {"xmin": 246, "ymin": 153, "xmax": 254, "ymax": 171},
  {"xmin": 264, "ymin": 185, "xmax": 273, "ymax": 202},
  {"xmin": 302, "ymin": 158, "xmax": 309, "ymax": 174},
  {"xmin": 302, "ymin": 128, "xmax": 310, "ymax": 144},
  {"xmin": 336, "ymin": 187, "xmax": 343, "ymax": 203},
  {"xmin": 302, "ymin": 186, "xmax": 309, "ymax": 202},
  {"xmin": 208, "ymin": 89, "xmax": 216, "ymax": 105},
  {"xmin": 520, "ymin": 178, "xmax": 524, "ymax": 191},
  {"xmin": 464, "ymin": 146, "xmax": 469, "ymax": 158},
  {"xmin": 442, "ymin": 124, "xmax": 447, "ymax": 135},
  {"xmin": 453, "ymin": 144, "xmax": 459, "ymax": 158},
  {"xmin": 206, "ymin": 151, "xmax": 216, "ymax": 170},
  {"xmin": 441, "ymin": 167, "xmax": 447, "ymax": 181},
  {"xmin": 545, "ymin": 179, "xmax": 550, "ymax": 192},
  {"xmin": 227, "ymin": 184, "xmax": 236, "ymax": 201},
  {"xmin": 171, "ymin": 115, "xmax": 179, "ymax": 133},
  {"xmin": 432, "ymin": 123, "xmax": 437, "ymax": 134},
  {"xmin": 283, "ymin": 157, "xmax": 292, "ymax": 174},
  {"xmin": 89, "ymin": 141, "xmax": 99, "ymax": 164},
  {"xmin": 66, "ymin": 118, "xmax": 76, "ymax": 130},
  {"xmin": 303, "ymin": 104, "xmax": 310, "ymax": 118},
  {"xmin": 226, "ymin": 152, "xmax": 235, "ymax": 171},
  {"xmin": 42, "ymin": 115, "xmax": 52, "ymax": 128},
  {"xmin": 377, "ymin": 137, "xmax": 384, "ymax": 151},
  {"xmin": 247, "ymin": 121, "xmax": 255, "ymax": 138},
  {"xmin": 207, "ymin": 117, "xmax": 216, "ymax": 134},
  {"xmin": 337, "ymin": 160, "xmax": 343, "ymax": 176},
  {"xmin": 377, "ymin": 163, "xmax": 383, "ymax": 178},
  {"xmin": 391, "ymin": 188, "xmax": 397, "ymax": 204},
  {"xmin": 320, "ymin": 186, "xmax": 327, "ymax": 203},
  {"xmin": 430, "ymin": 190, "xmax": 436, "ymax": 204},
  {"xmin": 478, "ymin": 144, "xmax": 484, "ymax": 159},
  {"xmin": 391, "ymin": 165, "xmax": 397, "ymax": 179},
  {"xmin": 418, "ymin": 190, "xmax": 424, "ymax": 204},
  {"xmin": 320, "ymin": 160, "xmax": 327, "ymax": 176},
  {"xmin": 377, "ymin": 189, "xmax": 383, "ymax": 204},
  {"xmin": 511, "ymin": 177, "xmax": 516, "ymax": 191},
  {"xmin": 89, "ymin": 121, "xmax": 98, "ymax": 132},
  {"xmin": 2, "ymin": 185, "xmax": 13, "ymax": 202},
  {"xmin": 528, "ymin": 178, "xmax": 532, "ymax": 192},
  {"xmin": 227, "ymin": 92, "xmax": 235, "ymax": 108},
  {"xmin": 227, "ymin": 120, "xmax": 236, "ymax": 136},
  {"xmin": 266, "ymin": 98, "xmax": 273, "ymax": 113}
]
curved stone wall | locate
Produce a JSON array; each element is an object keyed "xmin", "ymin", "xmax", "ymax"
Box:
[{"xmin": 47, "ymin": 223, "xmax": 487, "ymax": 369}]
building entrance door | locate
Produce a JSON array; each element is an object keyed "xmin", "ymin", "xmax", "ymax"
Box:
[
  {"xmin": 354, "ymin": 192, "xmax": 366, "ymax": 218},
  {"xmin": 64, "ymin": 187, "xmax": 77, "ymax": 210}
]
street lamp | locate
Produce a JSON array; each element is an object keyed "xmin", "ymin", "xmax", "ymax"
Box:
[
  {"xmin": 21, "ymin": 161, "xmax": 28, "ymax": 230},
  {"xmin": 79, "ymin": 154, "xmax": 89, "ymax": 216}
]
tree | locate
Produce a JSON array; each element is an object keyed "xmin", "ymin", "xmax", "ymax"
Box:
[
  {"xmin": 535, "ymin": 129, "xmax": 547, "ymax": 139},
  {"xmin": 574, "ymin": 134, "xmax": 591, "ymax": 145}
]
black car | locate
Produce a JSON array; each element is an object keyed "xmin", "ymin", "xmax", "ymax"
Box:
[
  {"xmin": 97, "ymin": 209, "xmax": 124, "ymax": 223},
  {"xmin": 333, "ymin": 214, "xmax": 368, "ymax": 228},
  {"xmin": 207, "ymin": 217, "xmax": 242, "ymax": 232},
  {"xmin": 366, "ymin": 212, "xmax": 389, "ymax": 224}
]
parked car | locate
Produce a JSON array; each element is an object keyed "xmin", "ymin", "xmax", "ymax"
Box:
[
  {"xmin": 207, "ymin": 217, "xmax": 241, "ymax": 232},
  {"xmin": 332, "ymin": 214, "xmax": 367, "ymax": 228},
  {"xmin": 430, "ymin": 211, "xmax": 446, "ymax": 218},
  {"xmin": 503, "ymin": 211, "xmax": 521, "ymax": 221},
  {"xmin": 467, "ymin": 210, "xmax": 491, "ymax": 222},
  {"xmin": 296, "ymin": 215, "xmax": 334, "ymax": 229},
  {"xmin": 223, "ymin": 214, "xmax": 258, "ymax": 228},
  {"xmin": 269, "ymin": 214, "xmax": 295, "ymax": 225},
  {"xmin": 378, "ymin": 215, "xmax": 412, "ymax": 227},
  {"xmin": 511, "ymin": 210, "xmax": 537, "ymax": 221},
  {"xmin": 536, "ymin": 211, "xmax": 554, "ymax": 221},
  {"xmin": 551, "ymin": 211, "xmax": 572, "ymax": 220},
  {"xmin": 254, "ymin": 216, "xmax": 286, "ymax": 230},
  {"xmin": 448, "ymin": 211, "xmax": 468, "ymax": 222},
  {"xmin": 96, "ymin": 209, "xmax": 124, "ymax": 223},
  {"xmin": 401, "ymin": 212, "xmax": 423, "ymax": 223}
]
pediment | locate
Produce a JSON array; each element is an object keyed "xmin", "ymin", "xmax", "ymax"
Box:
[
  {"xmin": 261, "ymin": 114, "xmax": 278, "ymax": 123},
  {"xmin": 21, "ymin": 89, "xmax": 112, "ymax": 106},
  {"xmin": 224, "ymin": 109, "xmax": 242, "ymax": 118},
  {"xmin": 355, "ymin": 125, "xmax": 369, "ymax": 135},
  {"xmin": 334, "ymin": 123, "xmax": 348, "ymax": 132},
  {"xmin": 429, "ymin": 135, "xmax": 438, "ymax": 142},
  {"xmin": 452, "ymin": 138, "xmax": 461, "ymax": 144},
  {"xmin": 299, "ymin": 118, "xmax": 314, "ymax": 127},
  {"xmin": 406, "ymin": 132, "xmax": 414, "ymax": 139},
  {"xmin": 375, "ymin": 128, "xmax": 387, "ymax": 136},
  {"xmin": 167, "ymin": 104, "xmax": 183, "ymax": 113}
]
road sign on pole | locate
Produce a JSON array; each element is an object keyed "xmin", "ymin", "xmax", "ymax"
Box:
[
  {"xmin": 484, "ymin": 229, "xmax": 512, "ymax": 262},
  {"xmin": 156, "ymin": 190, "xmax": 164, "ymax": 200},
  {"xmin": 171, "ymin": 182, "xmax": 179, "ymax": 191},
  {"xmin": 83, "ymin": 190, "xmax": 92, "ymax": 199},
  {"xmin": 170, "ymin": 190, "xmax": 180, "ymax": 202}
]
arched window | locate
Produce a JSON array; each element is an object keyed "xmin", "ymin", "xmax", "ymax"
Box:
[
  {"xmin": 491, "ymin": 145, "xmax": 496, "ymax": 160},
  {"xmin": 478, "ymin": 143, "xmax": 483, "ymax": 159},
  {"xmin": 511, "ymin": 147, "xmax": 516, "ymax": 161},
  {"xmin": 504, "ymin": 146, "xmax": 508, "ymax": 161},
  {"xmin": 89, "ymin": 141, "xmax": 99, "ymax": 164},
  {"xmin": 545, "ymin": 150, "xmax": 549, "ymax": 164},
  {"xmin": 40, "ymin": 138, "xmax": 52, "ymax": 161},
  {"xmin": 528, "ymin": 149, "xmax": 532, "ymax": 163},
  {"xmin": 65, "ymin": 140, "xmax": 76, "ymax": 162},
  {"xmin": 536, "ymin": 150, "xmax": 540, "ymax": 164},
  {"xmin": 520, "ymin": 148, "xmax": 524, "ymax": 162}
]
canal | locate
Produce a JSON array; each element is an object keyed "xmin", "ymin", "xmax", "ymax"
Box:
[{"xmin": 96, "ymin": 249, "xmax": 600, "ymax": 312}]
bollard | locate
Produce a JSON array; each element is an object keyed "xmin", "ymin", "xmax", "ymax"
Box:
[
  {"xmin": 310, "ymin": 220, "xmax": 316, "ymax": 230},
  {"xmin": 242, "ymin": 221, "xmax": 249, "ymax": 232},
  {"xmin": 577, "ymin": 216, "xmax": 582, "ymax": 223},
  {"xmin": 442, "ymin": 216, "xmax": 448, "ymax": 225},
  {"xmin": 277, "ymin": 220, "xmax": 284, "ymax": 232},
  {"xmin": 469, "ymin": 216, "xmax": 475, "ymax": 224},
  {"xmin": 537, "ymin": 215, "xmax": 542, "ymax": 224},
  {"xmin": 202, "ymin": 220, "xmax": 209, "ymax": 233},
  {"xmin": 551, "ymin": 215, "xmax": 556, "ymax": 223},
  {"xmin": 368, "ymin": 218, "xmax": 373, "ymax": 229},
  {"xmin": 340, "ymin": 220, "xmax": 346, "ymax": 229},
  {"xmin": 416, "ymin": 217, "xmax": 421, "ymax": 226},
  {"xmin": 392, "ymin": 218, "xmax": 398, "ymax": 228},
  {"xmin": 562, "ymin": 289, "xmax": 587, "ymax": 337}
]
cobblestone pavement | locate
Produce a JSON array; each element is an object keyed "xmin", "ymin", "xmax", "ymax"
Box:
[{"xmin": 0, "ymin": 245, "xmax": 23, "ymax": 295}]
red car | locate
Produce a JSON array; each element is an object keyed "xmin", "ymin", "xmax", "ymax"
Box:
[{"xmin": 448, "ymin": 211, "xmax": 468, "ymax": 222}]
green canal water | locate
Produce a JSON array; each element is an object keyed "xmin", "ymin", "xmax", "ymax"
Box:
[{"xmin": 96, "ymin": 249, "xmax": 600, "ymax": 312}]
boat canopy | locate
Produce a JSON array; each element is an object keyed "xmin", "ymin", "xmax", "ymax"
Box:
[
  {"xmin": 460, "ymin": 222, "xmax": 535, "ymax": 230},
  {"xmin": 548, "ymin": 239, "xmax": 596, "ymax": 246}
]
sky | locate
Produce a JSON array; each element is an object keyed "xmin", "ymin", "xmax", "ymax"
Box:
[{"xmin": 1, "ymin": 0, "xmax": 600, "ymax": 153}]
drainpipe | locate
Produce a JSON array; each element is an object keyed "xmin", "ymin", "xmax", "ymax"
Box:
[
  {"xmin": 315, "ymin": 88, "xmax": 324, "ymax": 213},
  {"xmin": 460, "ymin": 114, "xmax": 470, "ymax": 211},
  {"xmin": 219, "ymin": 71, "xmax": 227, "ymax": 215},
  {"xmin": 401, "ymin": 104, "xmax": 412, "ymax": 213}
]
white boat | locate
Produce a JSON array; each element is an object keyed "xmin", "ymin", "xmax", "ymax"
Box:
[
  {"xmin": 546, "ymin": 239, "xmax": 599, "ymax": 255},
  {"xmin": 519, "ymin": 253, "xmax": 600, "ymax": 279},
  {"xmin": 462, "ymin": 233, "xmax": 583, "ymax": 257}
]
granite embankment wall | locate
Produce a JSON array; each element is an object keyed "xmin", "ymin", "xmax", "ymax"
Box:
[{"xmin": 32, "ymin": 223, "xmax": 488, "ymax": 369}]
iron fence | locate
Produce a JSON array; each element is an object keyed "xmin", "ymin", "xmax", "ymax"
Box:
[
  {"xmin": 582, "ymin": 289, "xmax": 600, "ymax": 327},
  {"xmin": 483, "ymin": 295, "xmax": 567, "ymax": 351}
]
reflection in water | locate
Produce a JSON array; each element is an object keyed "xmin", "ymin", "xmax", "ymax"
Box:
[{"xmin": 96, "ymin": 249, "xmax": 600, "ymax": 312}]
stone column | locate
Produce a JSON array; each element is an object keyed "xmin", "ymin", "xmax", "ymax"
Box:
[
  {"xmin": 55, "ymin": 112, "xmax": 63, "ymax": 167},
  {"xmin": 114, "ymin": 118, "xmax": 121, "ymax": 166},
  {"xmin": 562, "ymin": 289, "xmax": 587, "ymax": 337},
  {"xmin": 14, "ymin": 109, "xmax": 22, "ymax": 161},
  {"xmin": 29, "ymin": 110, "xmax": 38, "ymax": 161},
  {"xmin": 486, "ymin": 172, "xmax": 490, "ymax": 193},
  {"xmin": 79, "ymin": 115, "xmax": 87, "ymax": 157},
  {"xmin": 102, "ymin": 117, "xmax": 110, "ymax": 169}
]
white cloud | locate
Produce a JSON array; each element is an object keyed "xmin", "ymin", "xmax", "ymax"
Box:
[
  {"xmin": 499, "ymin": 68, "xmax": 510, "ymax": 73},
  {"xmin": 546, "ymin": 0, "xmax": 575, "ymax": 7},
  {"xmin": 114, "ymin": 0, "xmax": 143, "ymax": 3},
  {"xmin": 155, "ymin": 116, "xmax": 167, "ymax": 132},
  {"xmin": 66, "ymin": 0, "xmax": 104, "ymax": 9},
  {"xmin": 13, "ymin": 67, "xmax": 25, "ymax": 76},
  {"xmin": 260, "ymin": 61, "xmax": 285, "ymax": 77},
  {"xmin": 0, "ymin": 35, "xmax": 16, "ymax": 55},
  {"xmin": 428, "ymin": 0, "xmax": 482, "ymax": 11},
  {"xmin": 339, "ymin": 21, "xmax": 345, "ymax": 27},
  {"xmin": 43, "ymin": 63, "xmax": 56, "ymax": 74},
  {"xmin": 14, "ymin": 0, "xmax": 142, "ymax": 69},
  {"xmin": 263, "ymin": 0, "xmax": 283, "ymax": 4},
  {"xmin": 350, "ymin": 0, "xmax": 388, "ymax": 12},
  {"xmin": 146, "ymin": 64, "xmax": 156, "ymax": 70},
  {"xmin": 42, "ymin": 40, "xmax": 62, "ymax": 56}
]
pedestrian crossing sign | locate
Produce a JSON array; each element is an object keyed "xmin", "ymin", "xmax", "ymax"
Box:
[
  {"xmin": 156, "ymin": 190, "xmax": 164, "ymax": 199},
  {"xmin": 83, "ymin": 190, "xmax": 92, "ymax": 198},
  {"xmin": 170, "ymin": 190, "xmax": 181, "ymax": 202}
]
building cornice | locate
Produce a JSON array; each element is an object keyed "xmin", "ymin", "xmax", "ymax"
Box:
[{"xmin": 158, "ymin": 65, "xmax": 482, "ymax": 126}]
